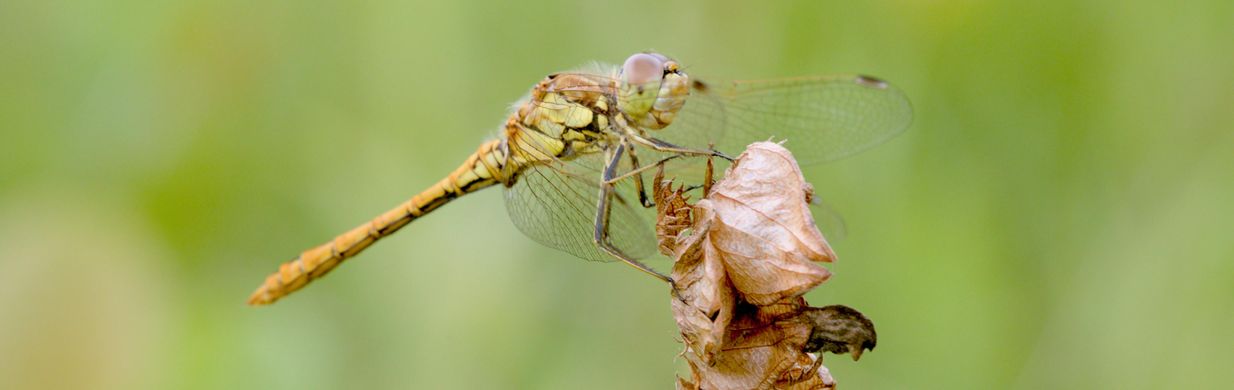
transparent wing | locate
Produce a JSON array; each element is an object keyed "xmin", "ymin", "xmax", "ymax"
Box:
[
  {"xmin": 503, "ymin": 136, "xmax": 657, "ymax": 263},
  {"xmin": 810, "ymin": 196, "xmax": 848, "ymax": 242},
  {"xmin": 664, "ymin": 75, "xmax": 913, "ymax": 165},
  {"xmin": 530, "ymin": 72, "xmax": 912, "ymax": 165}
]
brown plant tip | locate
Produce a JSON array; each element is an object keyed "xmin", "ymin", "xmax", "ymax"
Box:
[
  {"xmin": 664, "ymin": 142, "xmax": 875, "ymax": 390},
  {"xmin": 802, "ymin": 305, "xmax": 878, "ymax": 361},
  {"xmin": 654, "ymin": 163, "xmax": 696, "ymax": 258}
]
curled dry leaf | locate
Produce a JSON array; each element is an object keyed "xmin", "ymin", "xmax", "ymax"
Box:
[
  {"xmin": 682, "ymin": 299, "xmax": 835, "ymax": 390},
  {"xmin": 662, "ymin": 142, "xmax": 876, "ymax": 390},
  {"xmin": 702, "ymin": 142, "xmax": 835, "ymax": 305}
]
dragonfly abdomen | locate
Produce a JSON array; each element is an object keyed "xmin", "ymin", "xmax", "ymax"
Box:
[{"xmin": 247, "ymin": 139, "xmax": 509, "ymax": 305}]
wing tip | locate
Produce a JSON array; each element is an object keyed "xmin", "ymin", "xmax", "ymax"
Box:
[{"xmin": 854, "ymin": 74, "xmax": 889, "ymax": 89}]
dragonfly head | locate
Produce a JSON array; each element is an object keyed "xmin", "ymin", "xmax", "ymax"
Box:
[{"xmin": 618, "ymin": 52, "xmax": 690, "ymax": 130}]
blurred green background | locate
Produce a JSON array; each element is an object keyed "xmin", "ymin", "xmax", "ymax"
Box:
[{"xmin": 3, "ymin": 0, "xmax": 1232, "ymax": 389}]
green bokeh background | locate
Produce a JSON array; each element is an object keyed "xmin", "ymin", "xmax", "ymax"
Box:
[{"xmin": 2, "ymin": 1, "xmax": 1232, "ymax": 389}]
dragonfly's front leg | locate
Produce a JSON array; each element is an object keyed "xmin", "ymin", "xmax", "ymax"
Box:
[
  {"xmin": 606, "ymin": 152, "xmax": 681, "ymax": 188},
  {"xmin": 628, "ymin": 133, "xmax": 735, "ymax": 161},
  {"xmin": 623, "ymin": 143, "xmax": 653, "ymax": 208},
  {"xmin": 594, "ymin": 142, "xmax": 672, "ymax": 284},
  {"xmin": 623, "ymin": 144, "xmax": 674, "ymax": 208}
]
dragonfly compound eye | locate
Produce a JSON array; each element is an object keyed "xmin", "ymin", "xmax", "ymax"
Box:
[{"xmin": 623, "ymin": 53, "xmax": 665, "ymax": 86}]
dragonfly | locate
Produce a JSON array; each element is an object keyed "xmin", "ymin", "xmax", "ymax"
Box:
[{"xmin": 247, "ymin": 52, "xmax": 912, "ymax": 305}]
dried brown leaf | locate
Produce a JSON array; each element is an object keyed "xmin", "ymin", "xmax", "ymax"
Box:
[
  {"xmin": 683, "ymin": 301, "xmax": 827, "ymax": 390},
  {"xmin": 701, "ymin": 142, "xmax": 835, "ymax": 305},
  {"xmin": 666, "ymin": 142, "xmax": 877, "ymax": 389}
]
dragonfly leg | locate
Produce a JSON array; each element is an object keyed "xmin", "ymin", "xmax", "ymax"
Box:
[
  {"xmin": 628, "ymin": 133, "xmax": 735, "ymax": 161},
  {"xmin": 594, "ymin": 142, "xmax": 672, "ymax": 284},
  {"xmin": 609, "ymin": 146, "xmax": 683, "ymax": 207},
  {"xmin": 676, "ymin": 155, "xmax": 717, "ymax": 196},
  {"xmin": 624, "ymin": 144, "xmax": 655, "ymax": 208},
  {"xmin": 702, "ymin": 154, "xmax": 715, "ymax": 197},
  {"xmin": 605, "ymin": 154, "xmax": 681, "ymax": 186}
]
